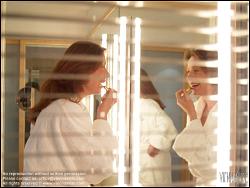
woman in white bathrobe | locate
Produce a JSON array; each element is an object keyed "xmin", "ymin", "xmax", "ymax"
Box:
[
  {"xmin": 139, "ymin": 69, "xmax": 177, "ymax": 186},
  {"xmin": 22, "ymin": 41, "xmax": 117, "ymax": 186},
  {"xmin": 173, "ymin": 49, "xmax": 218, "ymax": 186}
]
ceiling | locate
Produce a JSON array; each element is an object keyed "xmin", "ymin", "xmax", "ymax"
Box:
[{"xmin": 4, "ymin": 1, "xmax": 217, "ymax": 48}]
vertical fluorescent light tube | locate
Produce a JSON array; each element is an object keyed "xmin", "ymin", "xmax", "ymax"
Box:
[
  {"xmin": 101, "ymin": 34, "xmax": 108, "ymax": 97},
  {"xmin": 112, "ymin": 34, "xmax": 119, "ymax": 134},
  {"xmin": 247, "ymin": 5, "xmax": 249, "ymax": 187},
  {"xmin": 131, "ymin": 17, "xmax": 141, "ymax": 186},
  {"xmin": 101, "ymin": 33, "xmax": 107, "ymax": 48},
  {"xmin": 112, "ymin": 34, "xmax": 119, "ymax": 175},
  {"xmin": 217, "ymin": 1, "xmax": 231, "ymax": 186},
  {"xmin": 118, "ymin": 16, "xmax": 127, "ymax": 186}
]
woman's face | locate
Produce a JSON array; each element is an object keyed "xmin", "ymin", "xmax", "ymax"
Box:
[
  {"xmin": 186, "ymin": 56, "xmax": 215, "ymax": 96},
  {"xmin": 83, "ymin": 56, "xmax": 109, "ymax": 95}
]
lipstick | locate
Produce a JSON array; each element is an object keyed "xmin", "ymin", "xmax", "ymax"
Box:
[
  {"xmin": 181, "ymin": 86, "xmax": 193, "ymax": 97},
  {"xmin": 101, "ymin": 85, "xmax": 110, "ymax": 91}
]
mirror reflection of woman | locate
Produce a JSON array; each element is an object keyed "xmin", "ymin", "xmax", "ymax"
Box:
[
  {"xmin": 139, "ymin": 69, "xmax": 177, "ymax": 186},
  {"xmin": 173, "ymin": 49, "xmax": 218, "ymax": 186},
  {"xmin": 22, "ymin": 41, "xmax": 117, "ymax": 186}
]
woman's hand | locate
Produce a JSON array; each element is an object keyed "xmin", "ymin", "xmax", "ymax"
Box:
[
  {"xmin": 147, "ymin": 144, "xmax": 160, "ymax": 157},
  {"xmin": 176, "ymin": 89, "xmax": 197, "ymax": 121},
  {"xmin": 96, "ymin": 88, "xmax": 117, "ymax": 120}
]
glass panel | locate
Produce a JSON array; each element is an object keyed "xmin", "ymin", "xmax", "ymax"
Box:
[{"xmin": 2, "ymin": 1, "xmax": 249, "ymax": 187}]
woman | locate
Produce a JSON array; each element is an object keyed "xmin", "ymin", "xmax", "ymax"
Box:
[
  {"xmin": 139, "ymin": 69, "xmax": 177, "ymax": 186},
  {"xmin": 22, "ymin": 41, "xmax": 117, "ymax": 186},
  {"xmin": 173, "ymin": 49, "xmax": 218, "ymax": 186}
]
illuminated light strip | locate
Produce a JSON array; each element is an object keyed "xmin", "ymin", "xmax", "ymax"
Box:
[
  {"xmin": 135, "ymin": 1, "xmax": 144, "ymax": 8},
  {"xmin": 181, "ymin": 10, "xmax": 218, "ymax": 18},
  {"xmin": 181, "ymin": 43, "xmax": 218, "ymax": 51},
  {"xmin": 108, "ymin": 35, "xmax": 113, "ymax": 91},
  {"xmin": 112, "ymin": 34, "xmax": 119, "ymax": 135},
  {"xmin": 217, "ymin": 1, "xmax": 231, "ymax": 186},
  {"xmin": 118, "ymin": 16, "xmax": 127, "ymax": 186},
  {"xmin": 232, "ymin": 13, "xmax": 249, "ymax": 20},
  {"xmin": 237, "ymin": 79, "xmax": 248, "ymax": 85},
  {"xmin": 214, "ymin": 127, "xmax": 249, "ymax": 135},
  {"xmin": 181, "ymin": 26, "xmax": 218, "ymax": 35},
  {"xmin": 238, "ymin": 95, "xmax": 249, "ymax": 101},
  {"xmin": 101, "ymin": 33, "xmax": 107, "ymax": 48},
  {"xmin": 186, "ymin": 77, "xmax": 218, "ymax": 84},
  {"xmin": 231, "ymin": 30, "xmax": 249, "ymax": 37},
  {"xmin": 232, "ymin": 46, "xmax": 249, "ymax": 52},
  {"xmin": 212, "ymin": 145, "xmax": 249, "ymax": 152},
  {"xmin": 101, "ymin": 34, "xmax": 108, "ymax": 97},
  {"xmin": 106, "ymin": 34, "xmax": 112, "ymax": 89},
  {"xmin": 131, "ymin": 17, "xmax": 141, "ymax": 186},
  {"xmin": 117, "ymin": 1, "xmax": 129, "ymax": 7},
  {"xmin": 189, "ymin": 60, "xmax": 219, "ymax": 68},
  {"xmin": 203, "ymin": 95, "xmax": 218, "ymax": 101},
  {"xmin": 141, "ymin": 43, "xmax": 219, "ymax": 51},
  {"xmin": 247, "ymin": 4, "xmax": 249, "ymax": 187},
  {"xmin": 112, "ymin": 34, "xmax": 119, "ymax": 173},
  {"xmin": 235, "ymin": 62, "xmax": 248, "ymax": 69}
]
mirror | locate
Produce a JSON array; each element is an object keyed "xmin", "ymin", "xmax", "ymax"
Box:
[
  {"xmin": 5, "ymin": 2, "xmax": 208, "ymax": 185},
  {"xmin": 3, "ymin": 1, "xmax": 247, "ymax": 187}
]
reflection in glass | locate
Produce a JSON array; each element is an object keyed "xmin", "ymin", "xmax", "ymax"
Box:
[{"xmin": 139, "ymin": 69, "xmax": 177, "ymax": 186}]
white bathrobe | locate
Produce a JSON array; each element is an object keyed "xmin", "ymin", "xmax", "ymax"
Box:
[
  {"xmin": 173, "ymin": 97, "xmax": 217, "ymax": 186},
  {"xmin": 139, "ymin": 98, "xmax": 177, "ymax": 186},
  {"xmin": 23, "ymin": 99, "xmax": 117, "ymax": 187}
]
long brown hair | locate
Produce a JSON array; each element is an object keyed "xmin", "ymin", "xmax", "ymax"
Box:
[
  {"xmin": 29, "ymin": 41, "xmax": 105, "ymax": 124},
  {"xmin": 140, "ymin": 69, "xmax": 166, "ymax": 110}
]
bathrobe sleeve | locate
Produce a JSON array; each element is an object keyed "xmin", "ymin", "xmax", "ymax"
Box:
[{"xmin": 172, "ymin": 119, "xmax": 215, "ymax": 179}]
